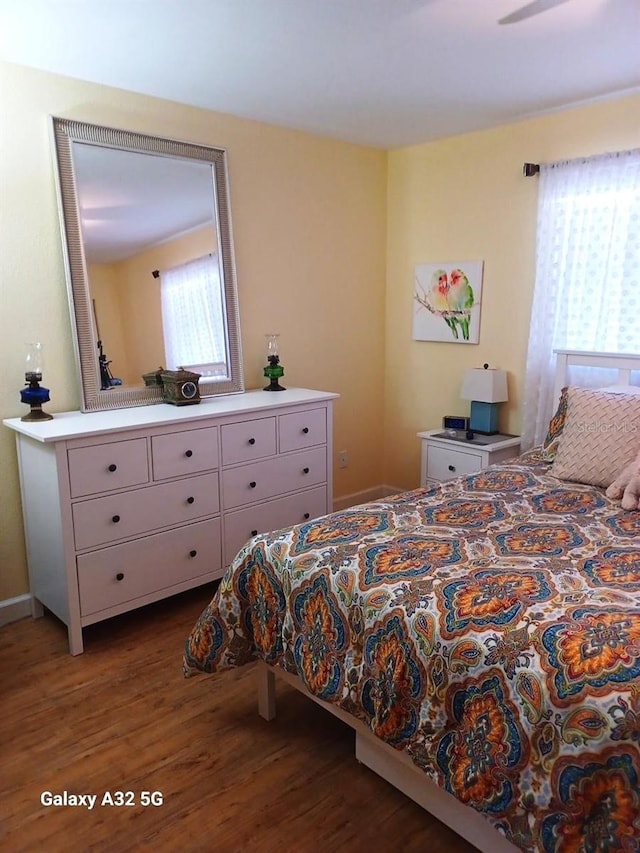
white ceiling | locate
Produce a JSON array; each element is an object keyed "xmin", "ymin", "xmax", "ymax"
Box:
[
  {"xmin": 0, "ymin": 0, "xmax": 639, "ymax": 149},
  {"xmin": 72, "ymin": 143, "xmax": 215, "ymax": 264}
]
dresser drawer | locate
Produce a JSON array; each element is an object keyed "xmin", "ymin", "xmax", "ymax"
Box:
[
  {"xmin": 222, "ymin": 447, "xmax": 327, "ymax": 509},
  {"xmin": 279, "ymin": 407, "xmax": 326, "ymax": 452},
  {"xmin": 77, "ymin": 517, "xmax": 222, "ymax": 616},
  {"xmin": 221, "ymin": 417, "xmax": 276, "ymax": 466},
  {"xmin": 72, "ymin": 472, "xmax": 220, "ymax": 550},
  {"xmin": 427, "ymin": 445, "xmax": 483, "ymax": 481},
  {"xmin": 224, "ymin": 486, "xmax": 327, "ymax": 566},
  {"xmin": 68, "ymin": 438, "xmax": 149, "ymax": 498},
  {"xmin": 152, "ymin": 426, "xmax": 219, "ymax": 480}
]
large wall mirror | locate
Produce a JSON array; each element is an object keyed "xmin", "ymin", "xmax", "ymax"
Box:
[{"xmin": 50, "ymin": 117, "xmax": 244, "ymax": 412}]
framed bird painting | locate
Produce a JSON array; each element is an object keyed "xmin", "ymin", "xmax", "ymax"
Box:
[{"xmin": 412, "ymin": 260, "xmax": 483, "ymax": 344}]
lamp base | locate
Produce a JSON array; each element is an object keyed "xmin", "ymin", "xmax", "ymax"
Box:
[
  {"xmin": 20, "ymin": 381, "xmax": 53, "ymax": 422},
  {"xmin": 21, "ymin": 406, "xmax": 53, "ymax": 422},
  {"xmin": 263, "ymin": 358, "xmax": 286, "ymax": 392},
  {"xmin": 469, "ymin": 400, "xmax": 500, "ymax": 435}
]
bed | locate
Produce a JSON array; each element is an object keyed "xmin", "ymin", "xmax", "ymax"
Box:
[{"xmin": 184, "ymin": 350, "xmax": 640, "ymax": 853}]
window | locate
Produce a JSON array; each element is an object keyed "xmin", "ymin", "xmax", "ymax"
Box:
[
  {"xmin": 160, "ymin": 254, "xmax": 227, "ymax": 377},
  {"xmin": 522, "ymin": 149, "xmax": 640, "ymax": 448}
]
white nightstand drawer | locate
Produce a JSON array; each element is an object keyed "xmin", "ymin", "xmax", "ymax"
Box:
[
  {"xmin": 152, "ymin": 426, "xmax": 219, "ymax": 480},
  {"xmin": 77, "ymin": 517, "xmax": 222, "ymax": 616},
  {"xmin": 427, "ymin": 445, "xmax": 483, "ymax": 481},
  {"xmin": 418, "ymin": 430, "xmax": 521, "ymax": 486}
]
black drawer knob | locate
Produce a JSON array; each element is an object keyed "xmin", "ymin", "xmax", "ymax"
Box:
[
  {"xmin": 249, "ymin": 481, "xmax": 257, "ymax": 489},
  {"xmin": 108, "ymin": 463, "xmax": 117, "ymax": 473},
  {"xmin": 248, "ymin": 437, "xmax": 256, "ymax": 445},
  {"xmin": 251, "ymin": 529, "xmax": 258, "ymax": 536},
  {"xmin": 185, "ymin": 449, "xmax": 193, "ymax": 458},
  {"xmin": 303, "ymin": 512, "xmax": 310, "ymax": 520},
  {"xmin": 187, "ymin": 496, "xmax": 195, "ymax": 504},
  {"xmin": 302, "ymin": 427, "xmax": 309, "ymax": 434},
  {"xmin": 112, "ymin": 514, "xmax": 120, "ymax": 524},
  {"xmin": 448, "ymin": 464, "xmax": 456, "ymax": 472},
  {"xmin": 189, "ymin": 549, "xmax": 197, "ymax": 558},
  {"xmin": 303, "ymin": 467, "xmax": 310, "ymax": 474},
  {"xmin": 116, "ymin": 572, "xmax": 124, "ymax": 581}
]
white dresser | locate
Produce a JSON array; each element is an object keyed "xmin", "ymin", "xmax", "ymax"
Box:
[{"xmin": 4, "ymin": 388, "xmax": 337, "ymax": 654}]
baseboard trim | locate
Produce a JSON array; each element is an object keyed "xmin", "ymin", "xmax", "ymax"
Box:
[
  {"xmin": 0, "ymin": 594, "xmax": 32, "ymax": 627},
  {"xmin": 333, "ymin": 485, "xmax": 402, "ymax": 512}
]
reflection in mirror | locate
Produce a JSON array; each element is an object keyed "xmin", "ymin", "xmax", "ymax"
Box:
[{"xmin": 50, "ymin": 117, "xmax": 244, "ymax": 412}]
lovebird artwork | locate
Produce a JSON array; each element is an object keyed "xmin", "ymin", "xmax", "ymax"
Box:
[{"xmin": 413, "ymin": 261, "xmax": 483, "ymax": 344}]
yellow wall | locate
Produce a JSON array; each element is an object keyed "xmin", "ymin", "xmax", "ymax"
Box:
[
  {"xmin": 88, "ymin": 263, "xmax": 132, "ymax": 381},
  {"xmin": 1, "ymin": 58, "xmax": 638, "ymax": 603},
  {"xmin": 0, "ymin": 60, "xmax": 387, "ymax": 599},
  {"xmin": 384, "ymin": 93, "xmax": 640, "ymax": 490}
]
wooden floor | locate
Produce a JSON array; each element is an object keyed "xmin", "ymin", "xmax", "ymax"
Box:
[{"xmin": 1, "ymin": 586, "xmax": 475, "ymax": 853}]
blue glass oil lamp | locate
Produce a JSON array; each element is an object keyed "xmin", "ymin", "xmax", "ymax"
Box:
[{"xmin": 20, "ymin": 343, "xmax": 53, "ymax": 422}]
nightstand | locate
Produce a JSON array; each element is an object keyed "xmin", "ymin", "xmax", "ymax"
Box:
[{"xmin": 417, "ymin": 430, "xmax": 521, "ymax": 486}]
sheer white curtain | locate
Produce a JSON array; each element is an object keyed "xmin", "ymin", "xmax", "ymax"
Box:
[
  {"xmin": 160, "ymin": 254, "xmax": 226, "ymax": 372},
  {"xmin": 522, "ymin": 149, "xmax": 640, "ymax": 449}
]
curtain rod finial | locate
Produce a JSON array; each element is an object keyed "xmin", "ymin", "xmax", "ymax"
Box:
[{"xmin": 523, "ymin": 163, "xmax": 540, "ymax": 177}]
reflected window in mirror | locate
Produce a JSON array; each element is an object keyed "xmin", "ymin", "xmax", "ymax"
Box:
[
  {"xmin": 159, "ymin": 254, "xmax": 228, "ymax": 379},
  {"xmin": 50, "ymin": 117, "xmax": 244, "ymax": 412}
]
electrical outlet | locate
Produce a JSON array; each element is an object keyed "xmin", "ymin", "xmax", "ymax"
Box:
[{"xmin": 338, "ymin": 450, "xmax": 348, "ymax": 468}]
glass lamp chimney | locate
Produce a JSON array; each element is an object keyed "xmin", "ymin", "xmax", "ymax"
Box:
[{"xmin": 25, "ymin": 342, "xmax": 44, "ymax": 383}]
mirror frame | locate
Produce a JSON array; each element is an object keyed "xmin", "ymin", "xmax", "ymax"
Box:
[{"xmin": 50, "ymin": 116, "xmax": 244, "ymax": 412}]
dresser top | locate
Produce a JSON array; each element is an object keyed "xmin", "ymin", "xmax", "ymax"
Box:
[{"xmin": 3, "ymin": 388, "xmax": 339, "ymax": 443}]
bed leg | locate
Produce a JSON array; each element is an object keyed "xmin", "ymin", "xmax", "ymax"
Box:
[{"xmin": 257, "ymin": 662, "xmax": 276, "ymax": 721}]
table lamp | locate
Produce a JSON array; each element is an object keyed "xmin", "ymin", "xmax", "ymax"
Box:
[{"xmin": 460, "ymin": 364, "xmax": 508, "ymax": 435}]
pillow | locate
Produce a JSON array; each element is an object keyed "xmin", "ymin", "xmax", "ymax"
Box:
[
  {"xmin": 551, "ymin": 386, "xmax": 640, "ymax": 487},
  {"xmin": 541, "ymin": 384, "xmax": 640, "ymax": 462},
  {"xmin": 541, "ymin": 386, "xmax": 568, "ymax": 462},
  {"xmin": 598, "ymin": 384, "xmax": 640, "ymax": 396}
]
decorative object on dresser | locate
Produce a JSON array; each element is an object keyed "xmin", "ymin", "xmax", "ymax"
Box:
[
  {"xmin": 417, "ymin": 429, "xmax": 520, "ymax": 486},
  {"xmin": 20, "ymin": 342, "xmax": 53, "ymax": 422},
  {"xmin": 263, "ymin": 334, "xmax": 286, "ymax": 391},
  {"xmin": 158, "ymin": 368, "xmax": 201, "ymax": 406},
  {"xmin": 142, "ymin": 367, "xmax": 164, "ymax": 387},
  {"xmin": 3, "ymin": 388, "xmax": 337, "ymax": 655},
  {"xmin": 460, "ymin": 363, "xmax": 508, "ymax": 435}
]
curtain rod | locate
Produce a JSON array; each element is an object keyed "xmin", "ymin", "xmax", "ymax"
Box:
[
  {"xmin": 523, "ymin": 162, "xmax": 540, "ymax": 177},
  {"xmin": 151, "ymin": 252, "xmax": 213, "ymax": 279}
]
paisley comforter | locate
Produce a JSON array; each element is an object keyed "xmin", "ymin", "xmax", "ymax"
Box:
[{"xmin": 184, "ymin": 450, "xmax": 640, "ymax": 852}]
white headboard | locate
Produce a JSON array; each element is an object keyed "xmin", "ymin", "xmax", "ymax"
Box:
[{"xmin": 554, "ymin": 348, "xmax": 640, "ymax": 403}]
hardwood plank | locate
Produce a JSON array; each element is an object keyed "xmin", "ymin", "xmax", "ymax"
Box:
[{"xmin": 0, "ymin": 586, "xmax": 475, "ymax": 852}]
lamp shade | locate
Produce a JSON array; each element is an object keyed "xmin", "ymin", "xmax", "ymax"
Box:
[{"xmin": 461, "ymin": 367, "xmax": 508, "ymax": 403}]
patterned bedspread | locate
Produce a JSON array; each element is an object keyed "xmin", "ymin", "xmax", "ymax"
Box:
[{"xmin": 184, "ymin": 450, "xmax": 640, "ymax": 852}]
